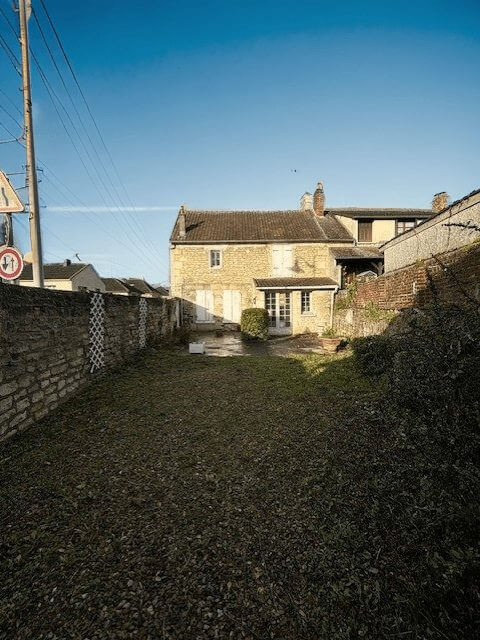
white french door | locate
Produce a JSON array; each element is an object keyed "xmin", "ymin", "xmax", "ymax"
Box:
[
  {"xmin": 223, "ymin": 290, "xmax": 241, "ymax": 323},
  {"xmin": 264, "ymin": 291, "xmax": 291, "ymax": 335}
]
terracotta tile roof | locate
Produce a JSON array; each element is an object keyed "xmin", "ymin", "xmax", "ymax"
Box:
[
  {"xmin": 330, "ymin": 247, "xmax": 383, "ymax": 260},
  {"xmin": 170, "ymin": 210, "xmax": 354, "ymax": 243},
  {"xmin": 329, "ymin": 208, "xmax": 433, "ymax": 220},
  {"xmin": 254, "ymin": 277, "xmax": 338, "ymax": 288},
  {"xmin": 21, "ymin": 262, "xmax": 88, "ymax": 280}
]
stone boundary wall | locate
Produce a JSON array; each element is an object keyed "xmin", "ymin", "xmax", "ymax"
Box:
[
  {"xmin": 334, "ymin": 240, "xmax": 480, "ymax": 337},
  {"xmin": 0, "ymin": 284, "xmax": 177, "ymax": 443}
]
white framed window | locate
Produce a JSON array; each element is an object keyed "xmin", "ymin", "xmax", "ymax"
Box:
[
  {"xmin": 195, "ymin": 290, "xmax": 214, "ymax": 322},
  {"xmin": 209, "ymin": 249, "xmax": 222, "ymax": 268},
  {"xmin": 301, "ymin": 291, "xmax": 311, "ymax": 314}
]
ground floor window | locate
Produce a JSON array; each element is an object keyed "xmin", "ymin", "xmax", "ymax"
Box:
[{"xmin": 301, "ymin": 290, "xmax": 311, "ymax": 313}]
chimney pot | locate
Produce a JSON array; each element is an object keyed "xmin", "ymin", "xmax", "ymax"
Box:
[
  {"xmin": 299, "ymin": 192, "xmax": 313, "ymax": 211},
  {"xmin": 313, "ymin": 181, "xmax": 325, "ymax": 216},
  {"xmin": 63, "ymin": 258, "xmax": 71, "ymax": 266},
  {"xmin": 178, "ymin": 204, "xmax": 186, "ymax": 238},
  {"xmin": 432, "ymin": 191, "xmax": 449, "ymax": 213}
]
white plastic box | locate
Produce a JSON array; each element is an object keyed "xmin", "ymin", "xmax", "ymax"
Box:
[{"xmin": 188, "ymin": 342, "xmax": 205, "ymax": 354}]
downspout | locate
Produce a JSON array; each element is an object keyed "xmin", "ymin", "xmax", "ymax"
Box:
[{"xmin": 329, "ymin": 286, "xmax": 339, "ymax": 329}]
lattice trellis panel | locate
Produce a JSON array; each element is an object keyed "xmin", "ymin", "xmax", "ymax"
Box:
[
  {"xmin": 138, "ymin": 298, "xmax": 148, "ymax": 348},
  {"xmin": 89, "ymin": 293, "xmax": 105, "ymax": 373}
]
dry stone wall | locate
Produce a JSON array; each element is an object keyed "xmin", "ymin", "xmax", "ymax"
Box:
[{"xmin": 0, "ymin": 284, "xmax": 177, "ymax": 443}]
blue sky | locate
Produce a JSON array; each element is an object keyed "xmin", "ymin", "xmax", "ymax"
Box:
[{"xmin": 1, "ymin": 0, "xmax": 479, "ymax": 284}]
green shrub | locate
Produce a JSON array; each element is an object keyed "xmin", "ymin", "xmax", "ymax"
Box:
[
  {"xmin": 321, "ymin": 327, "xmax": 338, "ymax": 338},
  {"xmin": 240, "ymin": 308, "xmax": 269, "ymax": 341},
  {"xmin": 351, "ymin": 334, "xmax": 397, "ymax": 375}
]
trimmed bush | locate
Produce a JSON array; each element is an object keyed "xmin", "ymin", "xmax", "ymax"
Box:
[{"xmin": 240, "ymin": 307, "xmax": 269, "ymax": 341}]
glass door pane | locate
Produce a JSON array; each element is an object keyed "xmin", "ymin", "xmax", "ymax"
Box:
[
  {"xmin": 265, "ymin": 292, "xmax": 276, "ymax": 327},
  {"xmin": 278, "ymin": 292, "xmax": 291, "ymax": 328}
]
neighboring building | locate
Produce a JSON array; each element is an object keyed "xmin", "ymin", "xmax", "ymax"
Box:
[
  {"xmin": 19, "ymin": 261, "xmax": 105, "ymax": 292},
  {"xmin": 381, "ymin": 189, "xmax": 480, "ymax": 273},
  {"xmin": 101, "ymin": 277, "xmax": 140, "ymax": 296},
  {"xmin": 152, "ymin": 284, "xmax": 170, "ymax": 296},
  {"xmin": 124, "ymin": 278, "xmax": 163, "ymax": 298},
  {"xmin": 169, "ymin": 182, "xmax": 434, "ymax": 335},
  {"xmin": 102, "ymin": 277, "xmax": 167, "ymax": 297}
]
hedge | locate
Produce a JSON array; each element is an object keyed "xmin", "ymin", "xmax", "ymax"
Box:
[{"xmin": 240, "ymin": 308, "xmax": 269, "ymax": 341}]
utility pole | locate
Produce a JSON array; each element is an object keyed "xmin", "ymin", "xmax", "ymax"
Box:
[{"xmin": 18, "ymin": 0, "xmax": 43, "ymax": 287}]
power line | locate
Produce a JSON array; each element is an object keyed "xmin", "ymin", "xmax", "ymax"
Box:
[
  {"xmin": 0, "ymin": 87, "xmax": 23, "ymax": 116},
  {"xmin": 0, "ymin": 4, "xmax": 18, "ymax": 38},
  {"xmin": 0, "ymin": 32, "xmax": 21, "ymax": 72},
  {"xmin": 28, "ymin": 46, "xmax": 165, "ymax": 274},
  {"xmin": 36, "ymin": 0, "xmax": 164, "ymax": 264},
  {"xmin": 28, "ymin": 50, "xmax": 162, "ymax": 272},
  {"xmin": 0, "ymin": 102, "xmax": 22, "ymax": 129}
]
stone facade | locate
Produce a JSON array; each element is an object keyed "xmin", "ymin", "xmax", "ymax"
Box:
[
  {"xmin": 0, "ymin": 284, "xmax": 177, "ymax": 443},
  {"xmin": 170, "ymin": 242, "xmax": 347, "ymax": 334}
]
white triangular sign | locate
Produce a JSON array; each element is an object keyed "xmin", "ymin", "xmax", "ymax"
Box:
[{"xmin": 0, "ymin": 171, "xmax": 25, "ymax": 213}]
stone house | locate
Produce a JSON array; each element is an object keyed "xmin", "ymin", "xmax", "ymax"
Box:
[
  {"xmin": 381, "ymin": 189, "xmax": 480, "ymax": 273},
  {"xmin": 19, "ymin": 261, "xmax": 105, "ymax": 292},
  {"xmin": 169, "ymin": 182, "xmax": 433, "ymax": 335}
]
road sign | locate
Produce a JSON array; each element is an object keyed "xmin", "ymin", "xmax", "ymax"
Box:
[
  {"xmin": 0, "ymin": 245, "xmax": 24, "ymax": 280},
  {"xmin": 0, "ymin": 171, "xmax": 25, "ymax": 213}
]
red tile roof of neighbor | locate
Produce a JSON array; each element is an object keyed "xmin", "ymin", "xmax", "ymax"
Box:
[
  {"xmin": 170, "ymin": 210, "xmax": 354, "ymax": 243},
  {"xmin": 254, "ymin": 277, "xmax": 338, "ymax": 288}
]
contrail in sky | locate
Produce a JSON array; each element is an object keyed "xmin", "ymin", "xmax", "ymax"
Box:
[{"xmin": 46, "ymin": 206, "xmax": 176, "ymax": 213}]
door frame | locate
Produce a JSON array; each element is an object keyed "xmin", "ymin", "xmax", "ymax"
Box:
[{"xmin": 264, "ymin": 290, "xmax": 292, "ymax": 335}]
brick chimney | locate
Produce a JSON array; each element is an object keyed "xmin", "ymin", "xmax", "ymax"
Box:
[
  {"xmin": 432, "ymin": 191, "xmax": 449, "ymax": 213},
  {"xmin": 299, "ymin": 192, "xmax": 313, "ymax": 211},
  {"xmin": 313, "ymin": 181, "xmax": 325, "ymax": 216},
  {"xmin": 178, "ymin": 204, "xmax": 186, "ymax": 239}
]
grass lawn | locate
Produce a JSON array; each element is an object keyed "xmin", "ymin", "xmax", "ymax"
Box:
[{"xmin": 0, "ymin": 349, "xmax": 467, "ymax": 638}]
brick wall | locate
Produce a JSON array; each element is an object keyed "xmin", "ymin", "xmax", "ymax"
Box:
[
  {"xmin": 0, "ymin": 284, "xmax": 177, "ymax": 443},
  {"xmin": 334, "ymin": 241, "xmax": 480, "ymax": 337}
]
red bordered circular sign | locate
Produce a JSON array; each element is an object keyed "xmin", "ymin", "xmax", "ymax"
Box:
[{"xmin": 0, "ymin": 245, "xmax": 24, "ymax": 280}]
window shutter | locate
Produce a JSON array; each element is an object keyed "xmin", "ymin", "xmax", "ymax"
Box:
[
  {"xmin": 283, "ymin": 247, "xmax": 293, "ymax": 275},
  {"xmin": 232, "ymin": 290, "xmax": 241, "ymax": 323},
  {"xmin": 223, "ymin": 290, "xmax": 232, "ymax": 322},
  {"xmin": 272, "ymin": 247, "xmax": 281, "ymax": 275},
  {"xmin": 205, "ymin": 290, "xmax": 214, "ymax": 322},
  {"xmin": 196, "ymin": 290, "xmax": 206, "ymax": 322}
]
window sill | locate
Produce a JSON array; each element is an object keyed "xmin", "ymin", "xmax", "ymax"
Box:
[{"xmin": 301, "ymin": 312, "xmax": 315, "ymax": 317}]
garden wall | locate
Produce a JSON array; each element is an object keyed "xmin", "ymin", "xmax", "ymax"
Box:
[
  {"xmin": 334, "ymin": 240, "xmax": 480, "ymax": 337},
  {"xmin": 0, "ymin": 284, "xmax": 177, "ymax": 443}
]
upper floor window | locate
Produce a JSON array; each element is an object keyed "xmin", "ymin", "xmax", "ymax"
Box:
[
  {"xmin": 358, "ymin": 220, "xmax": 372, "ymax": 243},
  {"xmin": 301, "ymin": 291, "xmax": 311, "ymax": 314},
  {"xmin": 396, "ymin": 219, "xmax": 416, "ymax": 236},
  {"xmin": 209, "ymin": 249, "xmax": 222, "ymax": 268}
]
